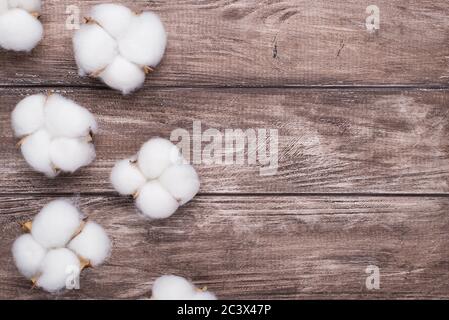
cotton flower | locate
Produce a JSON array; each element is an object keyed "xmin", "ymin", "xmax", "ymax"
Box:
[
  {"xmin": 11, "ymin": 199, "xmax": 111, "ymax": 293},
  {"xmin": 11, "ymin": 93, "xmax": 97, "ymax": 177},
  {"xmin": 73, "ymin": 3, "xmax": 167, "ymax": 94},
  {"xmin": 0, "ymin": 0, "xmax": 43, "ymax": 51},
  {"xmin": 152, "ymin": 275, "xmax": 217, "ymax": 300},
  {"xmin": 110, "ymin": 138, "xmax": 200, "ymax": 220}
]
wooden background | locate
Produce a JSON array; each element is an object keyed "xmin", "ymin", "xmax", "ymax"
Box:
[{"xmin": 0, "ymin": 0, "xmax": 448, "ymax": 299}]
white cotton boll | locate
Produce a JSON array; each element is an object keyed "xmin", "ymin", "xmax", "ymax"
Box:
[
  {"xmin": 44, "ymin": 94, "xmax": 98, "ymax": 138},
  {"xmin": 49, "ymin": 138, "xmax": 95, "ymax": 173},
  {"xmin": 152, "ymin": 275, "xmax": 217, "ymax": 300},
  {"xmin": 12, "ymin": 234, "xmax": 46, "ymax": 279},
  {"xmin": 73, "ymin": 23, "xmax": 118, "ymax": 76},
  {"xmin": 20, "ymin": 129, "xmax": 56, "ymax": 177},
  {"xmin": 159, "ymin": 164, "xmax": 200, "ymax": 205},
  {"xmin": 11, "ymin": 94, "xmax": 46, "ymax": 137},
  {"xmin": 99, "ymin": 55, "xmax": 145, "ymax": 94},
  {"xmin": 36, "ymin": 248, "xmax": 80, "ymax": 292},
  {"xmin": 138, "ymin": 138, "xmax": 183, "ymax": 180},
  {"xmin": 8, "ymin": 0, "xmax": 41, "ymax": 12},
  {"xmin": 16, "ymin": 94, "xmax": 97, "ymax": 176},
  {"xmin": 110, "ymin": 159, "xmax": 146, "ymax": 196},
  {"xmin": 136, "ymin": 181, "xmax": 179, "ymax": 219},
  {"xmin": 118, "ymin": 12, "xmax": 167, "ymax": 67},
  {"xmin": 68, "ymin": 221, "xmax": 110, "ymax": 267},
  {"xmin": 31, "ymin": 200, "xmax": 82, "ymax": 249},
  {"xmin": 0, "ymin": 8, "xmax": 43, "ymax": 51},
  {"xmin": 72, "ymin": 5, "xmax": 167, "ymax": 94},
  {"xmin": 90, "ymin": 3, "xmax": 133, "ymax": 39},
  {"xmin": 192, "ymin": 291, "xmax": 217, "ymax": 300},
  {"xmin": 152, "ymin": 275, "xmax": 196, "ymax": 300}
]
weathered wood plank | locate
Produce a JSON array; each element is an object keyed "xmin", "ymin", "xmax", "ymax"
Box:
[
  {"xmin": 0, "ymin": 195, "xmax": 448, "ymax": 299},
  {"xmin": 0, "ymin": 0, "xmax": 448, "ymax": 86},
  {"xmin": 1, "ymin": 88, "xmax": 448, "ymax": 194}
]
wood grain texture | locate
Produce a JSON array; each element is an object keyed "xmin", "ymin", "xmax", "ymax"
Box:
[
  {"xmin": 0, "ymin": 195, "xmax": 448, "ymax": 299},
  {"xmin": 0, "ymin": 0, "xmax": 448, "ymax": 87},
  {"xmin": 1, "ymin": 88, "xmax": 449, "ymax": 194},
  {"xmin": 1, "ymin": 0, "xmax": 448, "ymax": 301}
]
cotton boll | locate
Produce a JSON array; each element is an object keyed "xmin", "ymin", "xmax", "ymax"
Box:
[
  {"xmin": 36, "ymin": 248, "xmax": 80, "ymax": 292},
  {"xmin": 90, "ymin": 3, "xmax": 133, "ymax": 39},
  {"xmin": 68, "ymin": 222, "xmax": 110, "ymax": 267},
  {"xmin": 31, "ymin": 200, "xmax": 83, "ymax": 249},
  {"xmin": 73, "ymin": 23, "xmax": 118, "ymax": 76},
  {"xmin": 99, "ymin": 55, "xmax": 145, "ymax": 94},
  {"xmin": 11, "ymin": 94, "xmax": 46, "ymax": 137},
  {"xmin": 16, "ymin": 94, "xmax": 97, "ymax": 176},
  {"xmin": 8, "ymin": 0, "xmax": 41, "ymax": 12},
  {"xmin": 110, "ymin": 138, "xmax": 199, "ymax": 220},
  {"xmin": 192, "ymin": 291, "xmax": 217, "ymax": 300},
  {"xmin": 49, "ymin": 138, "xmax": 96, "ymax": 173},
  {"xmin": 138, "ymin": 138, "xmax": 183, "ymax": 180},
  {"xmin": 44, "ymin": 94, "xmax": 98, "ymax": 138},
  {"xmin": 72, "ymin": 5, "xmax": 167, "ymax": 94},
  {"xmin": 0, "ymin": 8, "xmax": 43, "ymax": 51},
  {"xmin": 12, "ymin": 234, "xmax": 46, "ymax": 279},
  {"xmin": 152, "ymin": 275, "xmax": 217, "ymax": 300},
  {"xmin": 136, "ymin": 181, "xmax": 179, "ymax": 219},
  {"xmin": 118, "ymin": 12, "xmax": 167, "ymax": 67},
  {"xmin": 152, "ymin": 275, "xmax": 196, "ymax": 300},
  {"xmin": 110, "ymin": 159, "xmax": 147, "ymax": 196},
  {"xmin": 20, "ymin": 129, "xmax": 56, "ymax": 177},
  {"xmin": 159, "ymin": 164, "xmax": 200, "ymax": 205}
]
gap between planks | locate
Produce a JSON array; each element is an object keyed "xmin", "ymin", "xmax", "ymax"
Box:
[
  {"xmin": 1, "ymin": 192, "xmax": 449, "ymax": 198},
  {"xmin": 0, "ymin": 84, "xmax": 448, "ymax": 90}
]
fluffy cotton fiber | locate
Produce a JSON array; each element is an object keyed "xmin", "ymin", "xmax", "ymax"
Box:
[
  {"xmin": 11, "ymin": 199, "xmax": 111, "ymax": 292},
  {"xmin": 12, "ymin": 234, "xmax": 46, "ymax": 279},
  {"xmin": 136, "ymin": 181, "xmax": 180, "ymax": 219},
  {"xmin": 110, "ymin": 138, "xmax": 200, "ymax": 220},
  {"xmin": 73, "ymin": 3, "xmax": 167, "ymax": 94},
  {"xmin": 152, "ymin": 275, "xmax": 217, "ymax": 300},
  {"xmin": 11, "ymin": 93, "xmax": 97, "ymax": 177},
  {"xmin": 0, "ymin": 0, "xmax": 43, "ymax": 51},
  {"xmin": 31, "ymin": 199, "xmax": 83, "ymax": 249},
  {"xmin": 110, "ymin": 158, "xmax": 146, "ymax": 196},
  {"xmin": 68, "ymin": 221, "xmax": 111, "ymax": 267},
  {"xmin": 37, "ymin": 248, "xmax": 81, "ymax": 292}
]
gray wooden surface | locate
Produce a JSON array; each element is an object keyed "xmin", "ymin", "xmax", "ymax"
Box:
[{"xmin": 0, "ymin": 0, "xmax": 448, "ymax": 299}]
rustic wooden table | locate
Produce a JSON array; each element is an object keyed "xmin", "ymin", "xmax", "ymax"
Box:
[{"xmin": 1, "ymin": 0, "xmax": 448, "ymax": 299}]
